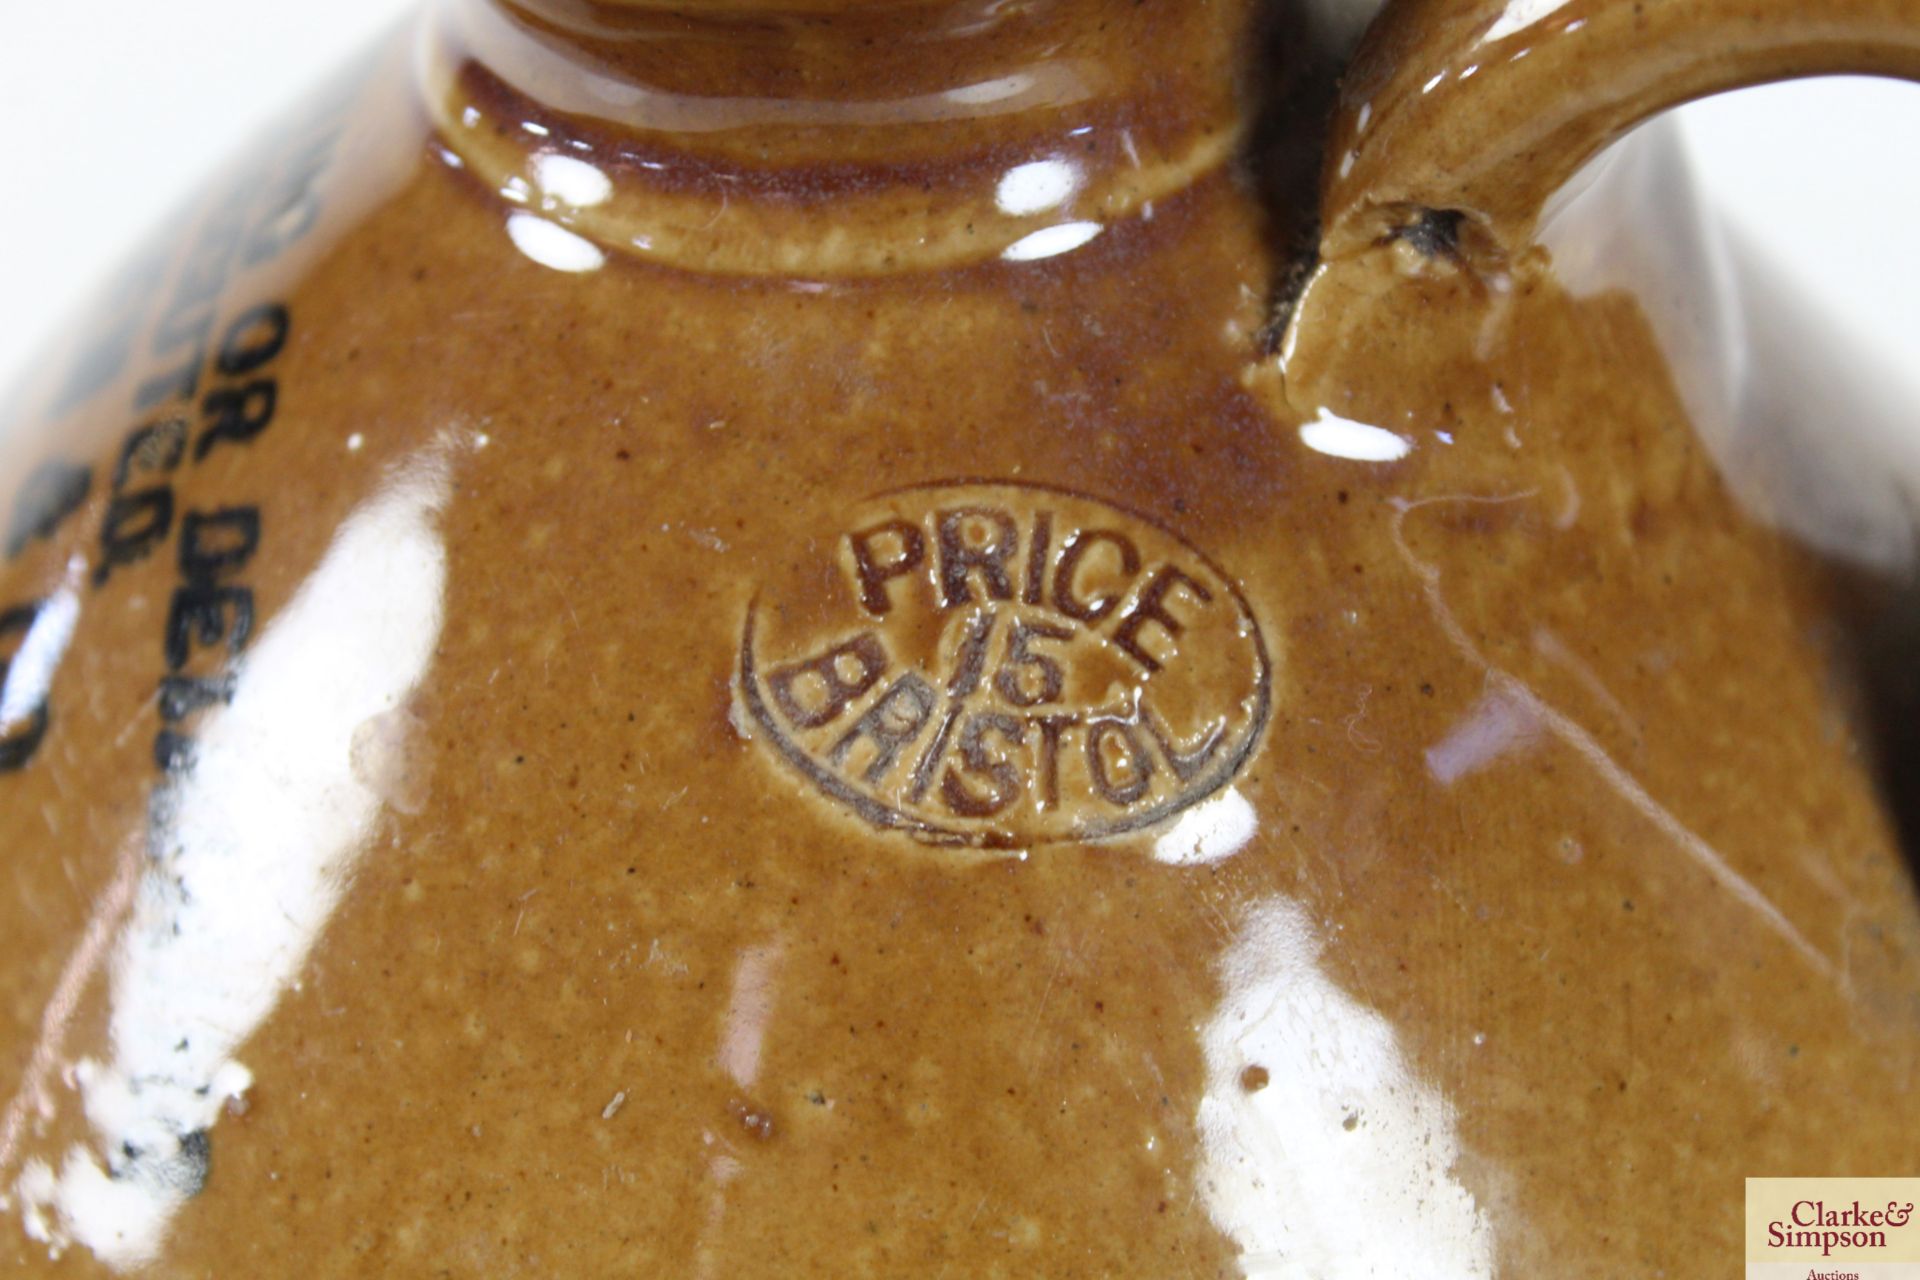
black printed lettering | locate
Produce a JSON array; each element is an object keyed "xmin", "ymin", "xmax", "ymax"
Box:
[
  {"xmin": 164, "ymin": 585, "xmax": 255, "ymax": 671},
  {"xmin": 153, "ymin": 730, "xmax": 196, "ymax": 773},
  {"xmin": 215, "ymin": 304, "xmax": 291, "ymax": 377},
  {"xmin": 158, "ymin": 673, "xmax": 237, "ymax": 723},
  {"xmin": 195, "ymin": 380, "xmax": 277, "ymax": 461},
  {"xmin": 96, "ymin": 488, "xmax": 174, "ymax": 585},
  {"xmin": 178, "ymin": 508, "xmax": 261, "ymax": 583},
  {"xmin": 112, "ymin": 419, "xmax": 187, "ymax": 489}
]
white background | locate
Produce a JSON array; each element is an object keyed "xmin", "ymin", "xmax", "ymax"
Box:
[{"xmin": 1, "ymin": 3, "xmax": 1918, "ymax": 401}]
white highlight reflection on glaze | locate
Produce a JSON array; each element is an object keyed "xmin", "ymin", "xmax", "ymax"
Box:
[
  {"xmin": 994, "ymin": 159, "xmax": 1079, "ymax": 216},
  {"xmin": 0, "ymin": 556, "xmax": 83, "ymax": 729},
  {"xmin": 1299, "ymin": 408, "xmax": 1413, "ymax": 462},
  {"xmin": 507, "ymin": 212, "xmax": 606, "ymax": 273},
  {"xmin": 1152, "ymin": 787, "xmax": 1256, "ymax": 866},
  {"xmin": 1000, "ymin": 221, "xmax": 1103, "ymax": 262},
  {"xmin": 1195, "ymin": 897, "xmax": 1494, "ymax": 1279},
  {"xmin": 1480, "ymin": 0, "xmax": 1573, "ymax": 43},
  {"xmin": 532, "ymin": 152, "xmax": 613, "ymax": 208},
  {"xmin": 15, "ymin": 453, "xmax": 455, "ymax": 1269}
]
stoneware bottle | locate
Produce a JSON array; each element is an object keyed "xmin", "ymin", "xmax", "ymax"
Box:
[{"xmin": 2, "ymin": 0, "xmax": 1919, "ymax": 1273}]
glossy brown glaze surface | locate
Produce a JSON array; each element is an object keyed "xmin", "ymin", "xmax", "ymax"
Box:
[
  {"xmin": 0, "ymin": 1, "xmax": 1917, "ymax": 1275},
  {"xmin": 1322, "ymin": 0, "xmax": 1920, "ymax": 252}
]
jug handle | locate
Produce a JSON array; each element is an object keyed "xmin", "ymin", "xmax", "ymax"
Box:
[{"xmin": 1319, "ymin": 0, "xmax": 1920, "ymax": 257}]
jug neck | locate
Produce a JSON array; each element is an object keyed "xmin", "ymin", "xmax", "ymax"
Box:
[{"xmin": 425, "ymin": 0, "xmax": 1288, "ymax": 276}]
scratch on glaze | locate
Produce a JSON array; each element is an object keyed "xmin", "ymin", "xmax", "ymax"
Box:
[{"xmin": 1391, "ymin": 492, "xmax": 1838, "ymax": 984}]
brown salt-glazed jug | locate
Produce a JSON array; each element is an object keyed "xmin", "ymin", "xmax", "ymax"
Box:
[{"xmin": 4, "ymin": 0, "xmax": 1920, "ymax": 1273}]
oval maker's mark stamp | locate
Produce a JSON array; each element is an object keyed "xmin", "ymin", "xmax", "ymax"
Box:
[{"xmin": 740, "ymin": 482, "xmax": 1272, "ymax": 847}]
